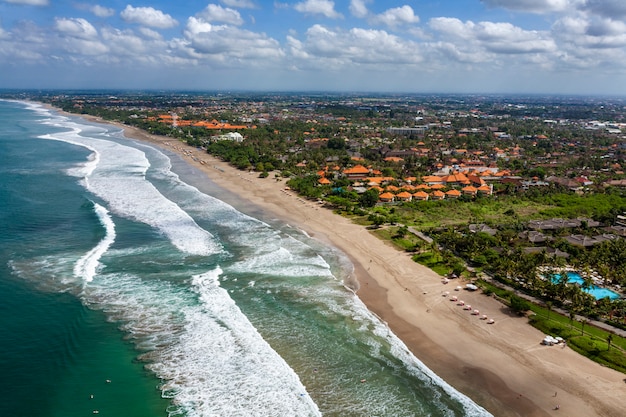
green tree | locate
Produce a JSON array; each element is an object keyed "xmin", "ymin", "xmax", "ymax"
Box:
[
  {"xmin": 327, "ymin": 137, "xmax": 346, "ymax": 150},
  {"xmin": 510, "ymin": 295, "xmax": 530, "ymax": 315},
  {"xmin": 368, "ymin": 214, "xmax": 385, "ymax": 228},
  {"xmin": 360, "ymin": 189, "xmax": 379, "ymax": 208}
]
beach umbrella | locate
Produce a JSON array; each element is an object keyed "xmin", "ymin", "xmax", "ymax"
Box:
[{"xmin": 472, "ymin": 309, "xmax": 480, "ymax": 315}]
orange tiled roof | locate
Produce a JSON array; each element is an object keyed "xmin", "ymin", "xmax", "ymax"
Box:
[
  {"xmin": 365, "ymin": 177, "xmax": 385, "ymax": 184},
  {"xmin": 343, "ymin": 164, "xmax": 370, "ymax": 175},
  {"xmin": 467, "ymin": 174, "xmax": 486, "ymax": 185},
  {"xmin": 477, "ymin": 185, "xmax": 492, "ymax": 194},
  {"xmin": 379, "ymin": 192, "xmax": 395, "ymax": 201},
  {"xmin": 462, "ymin": 185, "xmax": 478, "ymax": 194},
  {"xmin": 422, "ymin": 175, "xmax": 443, "ymax": 183},
  {"xmin": 190, "ymin": 119, "xmax": 248, "ymax": 129}
]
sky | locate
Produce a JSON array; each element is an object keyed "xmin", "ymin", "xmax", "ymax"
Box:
[{"xmin": 1, "ymin": 0, "xmax": 626, "ymax": 95}]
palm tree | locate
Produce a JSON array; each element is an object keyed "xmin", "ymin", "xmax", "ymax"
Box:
[
  {"xmin": 546, "ymin": 301, "xmax": 553, "ymax": 321},
  {"xmin": 555, "ymin": 272, "xmax": 570, "ymax": 303},
  {"xmin": 580, "ymin": 318, "xmax": 588, "ymax": 336}
]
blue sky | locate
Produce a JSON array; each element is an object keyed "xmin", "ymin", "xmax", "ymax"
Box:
[{"xmin": 1, "ymin": 0, "xmax": 626, "ymax": 95}]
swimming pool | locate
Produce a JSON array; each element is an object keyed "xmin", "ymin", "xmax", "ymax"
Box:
[{"xmin": 554, "ymin": 272, "xmax": 621, "ymax": 300}]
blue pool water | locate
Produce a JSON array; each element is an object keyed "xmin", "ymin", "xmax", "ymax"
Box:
[{"xmin": 557, "ymin": 272, "xmax": 621, "ymax": 300}]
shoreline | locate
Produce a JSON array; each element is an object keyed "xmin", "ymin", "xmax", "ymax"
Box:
[{"xmin": 68, "ymin": 110, "xmax": 626, "ymax": 416}]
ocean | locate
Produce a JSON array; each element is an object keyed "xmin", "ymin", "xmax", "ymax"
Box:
[{"xmin": 0, "ymin": 99, "xmax": 491, "ymax": 417}]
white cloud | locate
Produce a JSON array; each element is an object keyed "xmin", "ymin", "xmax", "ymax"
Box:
[
  {"xmin": 101, "ymin": 28, "xmax": 149, "ymax": 56},
  {"xmin": 552, "ymin": 16, "xmax": 626, "ymax": 49},
  {"xmin": 582, "ymin": 0, "xmax": 626, "ymax": 19},
  {"xmin": 1, "ymin": 0, "xmax": 48, "ymax": 5},
  {"xmin": 180, "ymin": 16, "xmax": 283, "ymax": 64},
  {"xmin": 586, "ymin": 18, "xmax": 626, "ymax": 38},
  {"xmin": 371, "ymin": 5, "xmax": 420, "ymax": 28},
  {"xmin": 288, "ymin": 24, "xmax": 422, "ymax": 69},
  {"xmin": 55, "ymin": 36, "xmax": 109, "ymax": 57},
  {"xmin": 50, "ymin": 18, "xmax": 109, "ymax": 58},
  {"xmin": 184, "ymin": 17, "xmax": 219, "ymax": 38},
  {"xmin": 430, "ymin": 17, "xmax": 556, "ymax": 55},
  {"xmin": 54, "ymin": 17, "xmax": 98, "ymax": 40},
  {"xmin": 429, "ymin": 17, "xmax": 476, "ymax": 41},
  {"xmin": 90, "ymin": 5, "xmax": 115, "ymax": 18},
  {"xmin": 430, "ymin": 41, "xmax": 489, "ymax": 64},
  {"xmin": 481, "ymin": 0, "xmax": 574, "ymax": 13},
  {"xmin": 120, "ymin": 5, "xmax": 178, "ymax": 29},
  {"xmin": 197, "ymin": 4, "xmax": 244, "ymax": 26},
  {"xmin": 294, "ymin": 0, "xmax": 343, "ymax": 19},
  {"xmin": 349, "ymin": 0, "xmax": 369, "ymax": 18},
  {"xmin": 138, "ymin": 27, "xmax": 163, "ymax": 40},
  {"xmin": 220, "ymin": 0, "xmax": 256, "ymax": 8}
]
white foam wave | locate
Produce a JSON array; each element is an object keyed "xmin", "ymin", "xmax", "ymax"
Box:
[
  {"xmin": 73, "ymin": 203, "xmax": 116, "ymax": 283},
  {"xmin": 229, "ymin": 245, "xmax": 331, "ymax": 278},
  {"xmin": 155, "ymin": 268, "xmax": 321, "ymax": 417},
  {"xmin": 81, "ymin": 267, "xmax": 321, "ymax": 417},
  {"xmin": 10, "ymin": 100, "xmax": 51, "ymax": 117},
  {"xmin": 34, "ymin": 116, "xmax": 221, "ymax": 256}
]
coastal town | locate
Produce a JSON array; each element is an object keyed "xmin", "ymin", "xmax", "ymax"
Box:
[{"xmin": 14, "ymin": 90, "xmax": 626, "ymax": 375}]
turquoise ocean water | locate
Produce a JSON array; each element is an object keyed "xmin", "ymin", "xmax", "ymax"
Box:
[{"xmin": 0, "ymin": 100, "xmax": 491, "ymax": 417}]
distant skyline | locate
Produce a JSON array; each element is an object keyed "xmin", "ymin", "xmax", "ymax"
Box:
[{"xmin": 1, "ymin": 0, "xmax": 626, "ymax": 95}]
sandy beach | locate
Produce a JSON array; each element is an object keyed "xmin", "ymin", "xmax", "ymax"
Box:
[{"xmin": 77, "ymin": 113, "xmax": 626, "ymax": 417}]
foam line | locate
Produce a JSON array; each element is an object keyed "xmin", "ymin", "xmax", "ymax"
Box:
[{"xmin": 73, "ymin": 203, "xmax": 116, "ymax": 283}]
